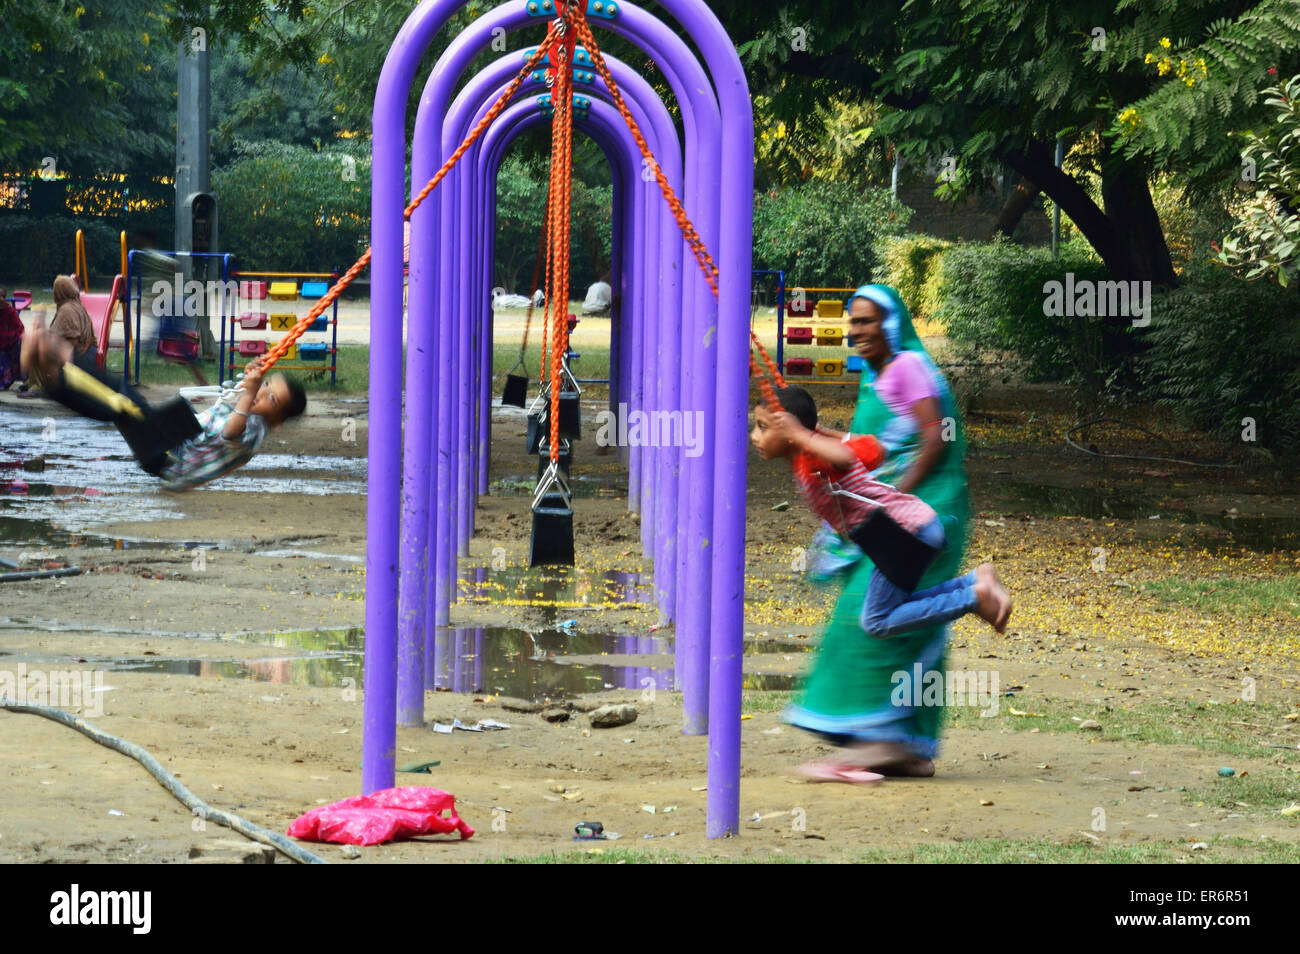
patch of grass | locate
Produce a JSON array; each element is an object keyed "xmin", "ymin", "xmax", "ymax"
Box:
[
  {"xmin": 491, "ymin": 342, "xmax": 611, "ymax": 383},
  {"xmin": 128, "ymin": 345, "xmax": 371, "ymax": 394},
  {"xmin": 1184, "ymin": 772, "xmax": 1300, "ymax": 816},
  {"xmin": 852, "ymin": 837, "xmax": 1300, "ymax": 864},
  {"xmin": 742, "ymin": 690, "xmax": 794, "ymax": 714},
  {"xmin": 491, "ymin": 837, "xmax": 1300, "ymax": 863},
  {"xmin": 953, "ymin": 697, "xmax": 1300, "ymax": 764},
  {"xmin": 1138, "ymin": 576, "xmax": 1300, "ymax": 617}
]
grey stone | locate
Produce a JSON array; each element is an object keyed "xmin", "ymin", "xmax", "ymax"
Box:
[{"xmin": 589, "ymin": 703, "xmax": 638, "ymax": 728}]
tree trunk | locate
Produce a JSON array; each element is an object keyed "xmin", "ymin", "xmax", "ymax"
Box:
[
  {"xmin": 991, "ymin": 177, "xmax": 1041, "ymax": 240},
  {"xmin": 1003, "ymin": 141, "xmax": 1178, "ymax": 286},
  {"xmin": 1101, "ymin": 157, "xmax": 1178, "ymax": 288}
]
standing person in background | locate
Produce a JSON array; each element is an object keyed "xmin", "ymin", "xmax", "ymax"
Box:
[{"xmin": 0, "ymin": 288, "xmax": 23, "ymax": 390}]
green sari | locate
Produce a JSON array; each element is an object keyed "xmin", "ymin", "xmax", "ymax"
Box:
[{"xmin": 784, "ymin": 285, "xmax": 970, "ymax": 759}]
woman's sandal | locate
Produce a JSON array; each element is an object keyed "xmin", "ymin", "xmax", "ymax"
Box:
[{"xmin": 793, "ymin": 760, "xmax": 885, "ymax": 785}]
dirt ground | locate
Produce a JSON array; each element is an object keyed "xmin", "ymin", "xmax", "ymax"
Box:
[{"xmin": 0, "ymin": 376, "xmax": 1297, "ymax": 863}]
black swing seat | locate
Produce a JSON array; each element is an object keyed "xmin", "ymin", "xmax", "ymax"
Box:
[
  {"xmin": 502, "ymin": 372, "xmax": 529, "ymax": 408},
  {"xmin": 529, "ymin": 493, "xmax": 575, "ymax": 566},
  {"xmin": 846, "ymin": 509, "xmax": 942, "ymax": 593},
  {"xmin": 115, "ymin": 396, "xmax": 203, "ymax": 476}
]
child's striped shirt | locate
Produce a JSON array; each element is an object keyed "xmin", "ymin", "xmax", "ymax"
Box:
[
  {"xmin": 159, "ymin": 396, "xmax": 266, "ymax": 491},
  {"xmin": 792, "ymin": 433, "xmax": 938, "ymax": 535}
]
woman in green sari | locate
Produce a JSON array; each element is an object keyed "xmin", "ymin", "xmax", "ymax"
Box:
[{"xmin": 784, "ymin": 284, "xmax": 970, "ymax": 777}]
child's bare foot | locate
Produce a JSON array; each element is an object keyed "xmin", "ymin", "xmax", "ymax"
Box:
[{"xmin": 974, "ymin": 563, "xmax": 1012, "ymax": 634}]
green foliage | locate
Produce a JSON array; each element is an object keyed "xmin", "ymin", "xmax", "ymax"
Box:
[
  {"xmin": 754, "ymin": 93, "xmax": 893, "ymax": 190},
  {"xmin": 211, "ymin": 39, "xmax": 337, "ymax": 161},
  {"xmin": 1216, "ymin": 74, "xmax": 1300, "ymax": 286},
  {"xmin": 212, "ymin": 140, "xmax": 369, "ymax": 272},
  {"xmin": 1139, "ymin": 279, "xmax": 1300, "ymax": 450},
  {"xmin": 934, "ymin": 237, "xmax": 1134, "ymax": 389},
  {"xmin": 877, "ymin": 235, "xmax": 953, "ymax": 321},
  {"xmin": 723, "ymin": 1, "xmax": 1300, "ymax": 282},
  {"xmin": 1109, "ymin": 1, "xmax": 1300, "ymax": 191},
  {"xmin": 493, "ymin": 153, "xmax": 612, "ymax": 294},
  {"xmin": 752, "ymin": 182, "xmax": 912, "ymax": 286},
  {"xmin": 0, "ymin": 0, "xmax": 172, "ymax": 174},
  {"xmin": 0, "ymin": 215, "xmax": 118, "ymax": 282},
  {"xmin": 1150, "ymin": 175, "xmax": 1235, "ymax": 276}
]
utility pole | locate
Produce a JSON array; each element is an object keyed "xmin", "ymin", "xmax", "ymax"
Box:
[{"xmin": 176, "ymin": 22, "xmax": 217, "ymax": 355}]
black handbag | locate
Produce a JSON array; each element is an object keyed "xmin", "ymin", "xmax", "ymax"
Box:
[{"xmin": 829, "ymin": 482, "xmax": 941, "ymax": 592}]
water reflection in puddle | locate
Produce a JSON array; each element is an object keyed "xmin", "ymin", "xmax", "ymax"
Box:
[
  {"xmin": 457, "ymin": 565, "xmax": 654, "ymax": 612},
  {"xmin": 102, "ymin": 624, "xmax": 801, "ymax": 699},
  {"xmin": 0, "ymin": 405, "xmax": 364, "ymax": 536}
]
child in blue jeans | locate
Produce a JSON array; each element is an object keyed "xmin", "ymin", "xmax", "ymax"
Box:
[{"xmin": 752, "ymin": 385, "xmax": 1012, "ymax": 637}]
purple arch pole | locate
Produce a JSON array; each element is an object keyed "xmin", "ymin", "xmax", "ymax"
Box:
[
  {"xmin": 431, "ymin": 48, "xmax": 686, "ymax": 632},
  {"xmin": 371, "ymin": 0, "xmax": 750, "ymax": 837},
  {"xmin": 607, "ymin": 2, "xmax": 721, "ymax": 732},
  {"xmin": 426, "ymin": 52, "xmax": 686, "ymax": 613},
  {"xmin": 436, "ymin": 55, "xmax": 676, "ymax": 519}
]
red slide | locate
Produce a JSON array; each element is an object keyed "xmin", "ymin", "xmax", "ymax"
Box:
[{"xmin": 80, "ymin": 274, "xmax": 125, "ymax": 371}]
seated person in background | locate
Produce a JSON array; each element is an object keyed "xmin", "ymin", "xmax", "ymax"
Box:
[
  {"xmin": 0, "ymin": 288, "xmax": 23, "ymax": 390},
  {"xmin": 581, "ymin": 272, "xmax": 612, "ymax": 316},
  {"xmin": 50, "ymin": 275, "xmax": 98, "ymax": 371}
]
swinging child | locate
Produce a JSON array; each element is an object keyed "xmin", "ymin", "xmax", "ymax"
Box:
[{"xmin": 752, "ymin": 385, "xmax": 1011, "ymax": 639}]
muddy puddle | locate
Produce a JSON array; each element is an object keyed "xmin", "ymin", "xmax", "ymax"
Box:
[
  {"xmin": 0, "ymin": 405, "xmax": 365, "ymax": 536},
  {"xmin": 457, "ymin": 565, "xmax": 654, "ymax": 611},
  {"xmin": 93, "ymin": 624, "xmax": 802, "ymax": 700}
]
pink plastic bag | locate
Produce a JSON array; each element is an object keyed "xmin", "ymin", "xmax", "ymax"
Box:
[{"xmin": 288, "ymin": 786, "xmax": 475, "ymax": 847}]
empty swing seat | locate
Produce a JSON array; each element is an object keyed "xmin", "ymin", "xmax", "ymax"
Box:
[
  {"xmin": 300, "ymin": 281, "xmax": 328, "ymax": 300},
  {"xmin": 530, "ymin": 495, "xmax": 575, "ymax": 566},
  {"xmin": 784, "ymin": 357, "xmax": 814, "ymax": 376},
  {"xmin": 157, "ymin": 319, "xmax": 199, "ymax": 361},
  {"xmin": 785, "ymin": 326, "xmax": 814, "ymax": 345},
  {"xmin": 236, "ymin": 340, "xmax": 268, "ymax": 357},
  {"xmin": 269, "ymin": 282, "xmax": 298, "ymax": 301},
  {"xmin": 239, "ymin": 313, "xmax": 268, "ymax": 330}
]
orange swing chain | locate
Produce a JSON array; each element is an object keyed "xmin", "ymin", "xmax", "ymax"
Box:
[
  {"xmin": 253, "ymin": 24, "xmax": 567, "ymax": 376},
  {"xmin": 543, "ymin": 9, "xmax": 578, "ymax": 464}
]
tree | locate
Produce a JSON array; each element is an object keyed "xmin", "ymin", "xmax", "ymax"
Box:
[
  {"xmin": 1217, "ymin": 73, "xmax": 1300, "ymax": 286},
  {"xmin": 0, "ymin": 0, "xmax": 172, "ymax": 175},
  {"xmin": 724, "ymin": 0, "xmax": 1300, "ymax": 286}
]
